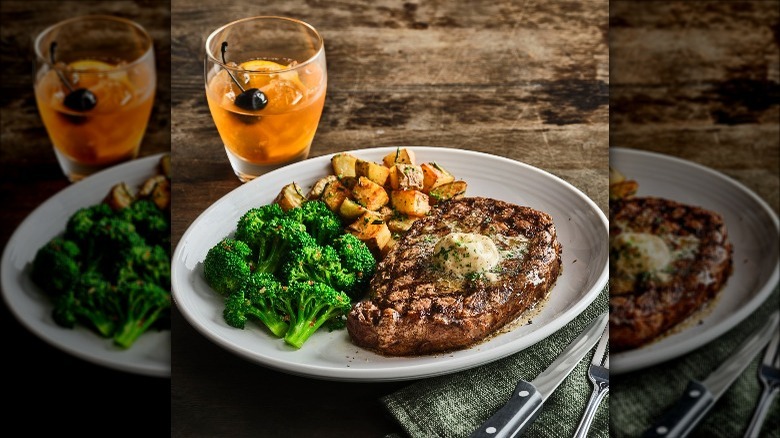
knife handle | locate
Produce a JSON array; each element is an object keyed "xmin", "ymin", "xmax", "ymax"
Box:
[
  {"xmin": 642, "ymin": 380, "xmax": 715, "ymax": 438},
  {"xmin": 469, "ymin": 380, "xmax": 543, "ymax": 438}
]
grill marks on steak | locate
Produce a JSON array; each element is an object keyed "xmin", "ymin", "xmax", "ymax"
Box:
[
  {"xmin": 609, "ymin": 196, "xmax": 733, "ymax": 352},
  {"xmin": 347, "ymin": 197, "xmax": 562, "ymax": 356}
]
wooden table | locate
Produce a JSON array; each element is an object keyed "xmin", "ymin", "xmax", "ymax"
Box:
[
  {"xmin": 0, "ymin": 1, "xmax": 171, "ymax": 435},
  {"xmin": 610, "ymin": 1, "xmax": 779, "ymax": 214},
  {"xmin": 170, "ymin": 1, "xmax": 607, "ymax": 437}
]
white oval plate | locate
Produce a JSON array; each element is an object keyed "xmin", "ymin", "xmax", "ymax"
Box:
[
  {"xmin": 1, "ymin": 154, "xmax": 171, "ymax": 377},
  {"xmin": 172, "ymin": 146, "xmax": 608, "ymax": 382},
  {"xmin": 610, "ymin": 147, "xmax": 780, "ymax": 374}
]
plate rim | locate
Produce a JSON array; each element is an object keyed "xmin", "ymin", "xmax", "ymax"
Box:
[
  {"xmin": 1, "ymin": 153, "xmax": 172, "ymax": 378},
  {"xmin": 172, "ymin": 146, "xmax": 609, "ymax": 381},
  {"xmin": 609, "ymin": 146, "xmax": 780, "ymax": 374}
]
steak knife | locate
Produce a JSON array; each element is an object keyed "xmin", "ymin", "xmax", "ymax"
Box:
[
  {"xmin": 469, "ymin": 312, "xmax": 608, "ymax": 438},
  {"xmin": 643, "ymin": 310, "xmax": 780, "ymax": 438}
]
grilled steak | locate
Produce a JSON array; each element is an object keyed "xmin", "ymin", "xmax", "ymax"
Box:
[
  {"xmin": 609, "ymin": 196, "xmax": 733, "ymax": 351},
  {"xmin": 347, "ymin": 197, "xmax": 562, "ymax": 356}
]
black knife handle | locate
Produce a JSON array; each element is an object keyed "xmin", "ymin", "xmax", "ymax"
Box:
[
  {"xmin": 469, "ymin": 380, "xmax": 544, "ymax": 438},
  {"xmin": 642, "ymin": 380, "xmax": 715, "ymax": 438}
]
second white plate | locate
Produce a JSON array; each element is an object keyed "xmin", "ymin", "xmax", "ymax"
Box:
[
  {"xmin": 172, "ymin": 146, "xmax": 608, "ymax": 381},
  {"xmin": 1, "ymin": 154, "xmax": 172, "ymax": 377},
  {"xmin": 610, "ymin": 147, "xmax": 780, "ymax": 374}
]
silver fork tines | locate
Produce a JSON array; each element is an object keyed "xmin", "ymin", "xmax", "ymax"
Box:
[
  {"xmin": 573, "ymin": 326, "xmax": 609, "ymax": 438},
  {"xmin": 744, "ymin": 328, "xmax": 780, "ymax": 438}
]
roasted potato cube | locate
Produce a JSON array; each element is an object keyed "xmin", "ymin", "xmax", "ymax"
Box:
[
  {"xmin": 321, "ymin": 179, "xmax": 351, "ymax": 212},
  {"xmin": 274, "ymin": 182, "xmax": 306, "ymax": 211},
  {"xmin": 609, "ymin": 166, "xmax": 626, "ymax": 185},
  {"xmin": 137, "ymin": 174, "xmax": 171, "ymax": 211},
  {"xmin": 347, "ymin": 213, "xmax": 392, "ymax": 256},
  {"xmin": 355, "ymin": 159, "xmax": 390, "ymax": 186},
  {"xmin": 389, "ymin": 164, "xmax": 425, "ymax": 191},
  {"xmin": 149, "ymin": 178, "xmax": 171, "ymax": 211},
  {"xmin": 609, "ymin": 180, "xmax": 638, "ymax": 200},
  {"xmin": 352, "ymin": 176, "xmax": 389, "ymax": 211},
  {"xmin": 138, "ymin": 174, "xmax": 167, "ymax": 199},
  {"xmin": 382, "ymin": 148, "xmax": 416, "ymax": 167},
  {"xmin": 391, "ymin": 189, "xmax": 430, "ymax": 217},
  {"xmin": 339, "ymin": 198, "xmax": 377, "ymax": 221},
  {"xmin": 421, "ymin": 162, "xmax": 455, "ymax": 192},
  {"xmin": 308, "ymin": 175, "xmax": 338, "ymax": 200},
  {"xmin": 428, "ymin": 180, "xmax": 467, "ymax": 204},
  {"xmin": 387, "ymin": 214, "xmax": 417, "ymax": 233},
  {"xmin": 158, "ymin": 154, "xmax": 171, "ymax": 179},
  {"xmin": 608, "ymin": 166, "xmax": 638, "ymax": 200},
  {"xmin": 103, "ymin": 182, "xmax": 135, "ymax": 211},
  {"xmin": 331, "ymin": 153, "xmax": 358, "ymax": 179}
]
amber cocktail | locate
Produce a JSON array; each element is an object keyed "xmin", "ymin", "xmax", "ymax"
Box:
[
  {"xmin": 205, "ymin": 16, "xmax": 327, "ymax": 182},
  {"xmin": 33, "ymin": 15, "xmax": 156, "ymax": 182}
]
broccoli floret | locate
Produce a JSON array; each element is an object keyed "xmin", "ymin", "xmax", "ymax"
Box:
[
  {"xmin": 299, "ymin": 200, "xmax": 342, "ymax": 246},
  {"xmin": 281, "ymin": 244, "xmax": 355, "ymax": 294},
  {"xmin": 121, "ymin": 199, "xmax": 170, "ymax": 247},
  {"xmin": 203, "ymin": 238, "xmax": 253, "ymax": 296},
  {"xmin": 121, "ymin": 244, "xmax": 171, "ymax": 290},
  {"xmin": 252, "ymin": 217, "xmax": 315, "ymax": 274},
  {"xmin": 112, "ymin": 280, "xmax": 171, "ymax": 349},
  {"xmin": 87, "ymin": 216, "xmax": 146, "ymax": 266},
  {"xmin": 223, "ymin": 272, "xmax": 288, "ymax": 337},
  {"xmin": 277, "ymin": 281, "xmax": 351, "ymax": 349},
  {"xmin": 234, "ymin": 203, "xmax": 285, "ymax": 247},
  {"xmin": 332, "ymin": 233, "xmax": 376, "ymax": 297},
  {"xmin": 52, "ymin": 270, "xmax": 121, "ymax": 337},
  {"xmin": 31, "ymin": 237, "xmax": 82, "ymax": 295},
  {"xmin": 65, "ymin": 203, "xmax": 113, "ymax": 246}
]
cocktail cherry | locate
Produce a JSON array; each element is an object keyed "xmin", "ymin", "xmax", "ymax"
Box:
[
  {"xmin": 221, "ymin": 41, "xmax": 268, "ymax": 111},
  {"xmin": 50, "ymin": 42, "xmax": 98, "ymax": 112}
]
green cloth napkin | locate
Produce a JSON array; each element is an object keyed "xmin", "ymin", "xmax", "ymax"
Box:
[
  {"xmin": 611, "ymin": 287, "xmax": 780, "ymax": 438},
  {"xmin": 382, "ymin": 288, "xmax": 609, "ymax": 438}
]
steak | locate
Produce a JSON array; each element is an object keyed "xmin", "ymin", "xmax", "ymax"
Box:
[
  {"xmin": 609, "ymin": 196, "xmax": 733, "ymax": 351},
  {"xmin": 347, "ymin": 197, "xmax": 562, "ymax": 356}
]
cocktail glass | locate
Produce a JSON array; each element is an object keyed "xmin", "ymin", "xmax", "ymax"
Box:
[
  {"xmin": 204, "ymin": 16, "xmax": 327, "ymax": 182},
  {"xmin": 33, "ymin": 15, "xmax": 156, "ymax": 182}
]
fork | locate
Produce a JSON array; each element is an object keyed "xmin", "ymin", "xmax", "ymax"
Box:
[
  {"xmin": 744, "ymin": 328, "xmax": 780, "ymax": 438},
  {"xmin": 573, "ymin": 325, "xmax": 609, "ymax": 438}
]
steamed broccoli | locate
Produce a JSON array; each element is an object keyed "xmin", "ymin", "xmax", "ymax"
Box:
[
  {"xmin": 120, "ymin": 199, "xmax": 170, "ymax": 249},
  {"xmin": 234, "ymin": 203, "xmax": 285, "ymax": 249},
  {"xmin": 51, "ymin": 269, "xmax": 121, "ymax": 337},
  {"xmin": 64, "ymin": 203, "xmax": 113, "ymax": 246},
  {"xmin": 32, "ymin": 189, "xmax": 172, "ymax": 349},
  {"xmin": 277, "ymin": 281, "xmax": 351, "ymax": 349},
  {"xmin": 252, "ymin": 217, "xmax": 315, "ymax": 274},
  {"xmin": 223, "ymin": 272, "xmax": 288, "ymax": 337},
  {"xmin": 121, "ymin": 244, "xmax": 171, "ymax": 290},
  {"xmin": 281, "ymin": 244, "xmax": 356, "ymax": 295},
  {"xmin": 332, "ymin": 233, "xmax": 376, "ymax": 296},
  {"xmin": 203, "ymin": 238, "xmax": 253, "ymax": 296},
  {"xmin": 31, "ymin": 237, "xmax": 81, "ymax": 295},
  {"xmin": 112, "ymin": 280, "xmax": 171, "ymax": 349},
  {"xmin": 299, "ymin": 200, "xmax": 342, "ymax": 246}
]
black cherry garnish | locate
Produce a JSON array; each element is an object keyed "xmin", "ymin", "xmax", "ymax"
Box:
[
  {"xmin": 221, "ymin": 41, "xmax": 268, "ymax": 111},
  {"xmin": 50, "ymin": 42, "xmax": 97, "ymax": 112}
]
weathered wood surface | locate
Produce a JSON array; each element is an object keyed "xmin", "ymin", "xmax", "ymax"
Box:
[
  {"xmin": 610, "ymin": 0, "xmax": 779, "ymax": 214},
  {"xmin": 0, "ymin": 1, "xmax": 171, "ymax": 435},
  {"xmin": 170, "ymin": 1, "xmax": 608, "ymax": 437}
]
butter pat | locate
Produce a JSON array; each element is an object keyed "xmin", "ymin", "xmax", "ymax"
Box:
[{"xmin": 433, "ymin": 232, "xmax": 500, "ymax": 276}]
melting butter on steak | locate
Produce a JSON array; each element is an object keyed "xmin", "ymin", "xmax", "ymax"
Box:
[
  {"xmin": 347, "ymin": 197, "xmax": 562, "ymax": 356},
  {"xmin": 609, "ymin": 196, "xmax": 733, "ymax": 351}
]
